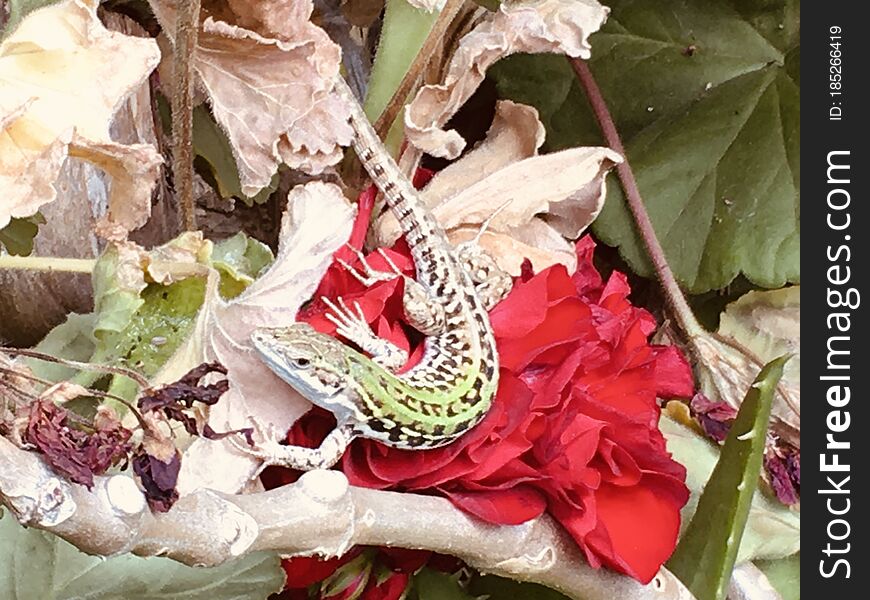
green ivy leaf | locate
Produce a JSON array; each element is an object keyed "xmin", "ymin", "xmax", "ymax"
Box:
[
  {"xmin": 667, "ymin": 356, "xmax": 788, "ymax": 600},
  {"xmin": 191, "ymin": 106, "xmax": 278, "ymax": 206},
  {"xmin": 491, "ymin": 0, "xmax": 799, "ymax": 292},
  {"xmin": 756, "ymin": 554, "xmax": 800, "ymax": 600},
  {"xmin": 80, "ymin": 232, "xmax": 273, "ymax": 399},
  {"xmin": 0, "ymin": 215, "xmax": 43, "ymax": 255},
  {"xmin": 29, "ymin": 313, "xmax": 97, "ymax": 382},
  {"xmin": 0, "ymin": 514, "xmax": 285, "ymax": 599},
  {"xmin": 155, "ymin": 98, "xmax": 277, "ymax": 205},
  {"xmin": 211, "ymin": 232, "xmax": 274, "ymax": 299}
]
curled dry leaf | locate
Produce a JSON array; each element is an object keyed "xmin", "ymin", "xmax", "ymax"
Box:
[
  {"xmin": 0, "ymin": 0, "xmax": 162, "ymax": 238},
  {"xmin": 24, "ymin": 399, "xmax": 133, "ymax": 490},
  {"xmin": 149, "ymin": 0, "xmax": 353, "ymax": 196},
  {"xmin": 719, "ymin": 287, "xmax": 800, "ymax": 428},
  {"xmin": 691, "ymin": 286, "xmax": 800, "ymax": 448},
  {"xmin": 144, "ymin": 182, "xmax": 355, "ymax": 494},
  {"xmin": 378, "ymin": 101, "xmax": 620, "ymax": 275},
  {"xmin": 405, "ymin": 0, "xmax": 609, "ymax": 158}
]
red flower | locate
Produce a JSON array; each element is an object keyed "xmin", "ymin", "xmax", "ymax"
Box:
[{"xmin": 272, "ymin": 186, "xmax": 694, "ymax": 584}]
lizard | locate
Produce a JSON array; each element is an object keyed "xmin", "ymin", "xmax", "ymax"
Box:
[{"xmin": 238, "ymin": 75, "xmax": 513, "ymax": 472}]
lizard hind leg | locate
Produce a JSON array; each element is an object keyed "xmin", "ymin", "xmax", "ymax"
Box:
[
  {"xmin": 402, "ymin": 278, "xmax": 446, "ymax": 335},
  {"xmin": 232, "ymin": 422, "xmax": 357, "ymax": 474},
  {"xmin": 455, "ymin": 243, "xmax": 513, "ymax": 310}
]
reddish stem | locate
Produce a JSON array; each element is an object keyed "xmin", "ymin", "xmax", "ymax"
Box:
[{"xmin": 569, "ymin": 57, "xmax": 702, "ymax": 337}]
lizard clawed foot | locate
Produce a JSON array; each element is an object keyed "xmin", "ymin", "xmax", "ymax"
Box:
[
  {"xmin": 323, "ymin": 295, "xmax": 408, "ymax": 371},
  {"xmin": 336, "ymin": 246, "xmax": 403, "ymax": 286},
  {"xmin": 228, "ymin": 422, "xmax": 290, "ymax": 478},
  {"xmin": 323, "ymin": 296, "xmax": 375, "ymax": 344}
]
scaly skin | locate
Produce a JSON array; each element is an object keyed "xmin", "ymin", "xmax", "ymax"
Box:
[{"xmin": 243, "ymin": 76, "xmax": 507, "ymax": 470}]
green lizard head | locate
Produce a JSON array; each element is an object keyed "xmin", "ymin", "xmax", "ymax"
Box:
[{"xmin": 251, "ymin": 323, "xmax": 359, "ymax": 418}]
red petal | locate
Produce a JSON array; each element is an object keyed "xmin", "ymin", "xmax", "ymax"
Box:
[
  {"xmin": 441, "ymin": 486, "xmax": 547, "ymax": 525},
  {"xmin": 585, "ymin": 479, "xmax": 685, "ymax": 583}
]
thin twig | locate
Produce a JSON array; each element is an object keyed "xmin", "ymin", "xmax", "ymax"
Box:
[
  {"xmin": 568, "ymin": 58, "xmax": 702, "ymax": 337},
  {"xmin": 172, "ymin": 0, "xmax": 201, "ymax": 231},
  {"xmin": 372, "ymin": 0, "xmax": 466, "ymax": 139},
  {"xmin": 0, "ymin": 348, "xmax": 150, "ymax": 390},
  {"xmin": 0, "ymin": 365, "xmax": 148, "ymax": 430},
  {"xmin": 0, "ymin": 255, "xmax": 96, "ymax": 273}
]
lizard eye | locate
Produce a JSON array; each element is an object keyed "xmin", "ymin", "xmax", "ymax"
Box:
[{"xmin": 293, "ymin": 357, "xmax": 311, "ymax": 369}]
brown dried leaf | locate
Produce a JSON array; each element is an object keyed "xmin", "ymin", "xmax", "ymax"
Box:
[
  {"xmin": 378, "ymin": 101, "xmax": 619, "ymax": 274},
  {"xmin": 405, "ymin": 0, "xmax": 609, "ymax": 158},
  {"xmin": 0, "ymin": 0, "xmax": 162, "ymax": 235},
  {"xmin": 132, "ymin": 445, "xmax": 181, "ymax": 512},
  {"xmin": 150, "ymin": 0, "xmax": 352, "ymax": 196},
  {"xmin": 148, "ymin": 182, "xmax": 355, "ymax": 494},
  {"xmin": 36, "ymin": 381, "xmax": 93, "ymax": 404},
  {"xmin": 143, "ymin": 231, "xmax": 212, "ymax": 284},
  {"xmin": 24, "ymin": 399, "xmax": 133, "ymax": 489}
]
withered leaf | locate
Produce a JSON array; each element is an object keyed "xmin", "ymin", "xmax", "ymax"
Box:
[
  {"xmin": 0, "ymin": 0, "xmax": 162, "ymax": 238},
  {"xmin": 25, "ymin": 400, "xmax": 132, "ymax": 489},
  {"xmin": 132, "ymin": 446, "xmax": 181, "ymax": 512},
  {"xmin": 405, "ymin": 0, "xmax": 609, "ymax": 158}
]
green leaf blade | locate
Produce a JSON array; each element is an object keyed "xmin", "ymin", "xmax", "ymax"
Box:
[
  {"xmin": 491, "ymin": 0, "xmax": 800, "ymax": 293},
  {"xmin": 0, "ymin": 514, "xmax": 285, "ymax": 599},
  {"xmin": 667, "ymin": 355, "xmax": 789, "ymax": 600}
]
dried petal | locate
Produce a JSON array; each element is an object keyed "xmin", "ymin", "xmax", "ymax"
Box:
[
  {"xmin": 138, "ymin": 362, "xmax": 230, "ymax": 437},
  {"xmin": 0, "ymin": 0, "xmax": 161, "ymax": 234},
  {"xmin": 377, "ymin": 101, "xmax": 619, "ymax": 274},
  {"xmin": 689, "ymin": 392, "xmax": 737, "ymax": 443},
  {"xmin": 150, "ymin": 0, "xmax": 350, "ymax": 195},
  {"xmin": 405, "ymin": 0, "xmax": 609, "ymax": 158},
  {"xmin": 157, "ymin": 182, "xmax": 355, "ymax": 494},
  {"xmin": 132, "ymin": 446, "xmax": 181, "ymax": 512},
  {"xmin": 764, "ymin": 446, "xmax": 800, "ymax": 506},
  {"xmin": 25, "ymin": 399, "xmax": 132, "ymax": 489}
]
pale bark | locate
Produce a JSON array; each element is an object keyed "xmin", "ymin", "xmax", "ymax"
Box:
[{"xmin": 0, "ymin": 435, "xmax": 695, "ymax": 600}]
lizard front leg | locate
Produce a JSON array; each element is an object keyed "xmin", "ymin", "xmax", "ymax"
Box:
[
  {"xmin": 323, "ymin": 296, "xmax": 408, "ymax": 371},
  {"xmin": 338, "ymin": 246, "xmax": 447, "ymax": 336}
]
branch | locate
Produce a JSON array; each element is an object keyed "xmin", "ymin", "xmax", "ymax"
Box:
[
  {"xmin": 0, "ymin": 435, "xmax": 693, "ymax": 600},
  {"xmin": 568, "ymin": 58, "xmax": 701, "ymax": 338},
  {"xmin": 372, "ymin": 0, "xmax": 467, "ymax": 141},
  {"xmin": 171, "ymin": 0, "xmax": 201, "ymax": 231},
  {"xmin": 569, "ymin": 58, "xmax": 800, "ymax": 448}
]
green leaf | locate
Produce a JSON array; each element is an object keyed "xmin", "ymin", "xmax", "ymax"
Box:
[
  {"xmin": 0, "ymin": 514, "xmax": 285, "ymax": 599},
  {"xmin": 491, "ymin": 0, "xmax": 799, "ymax": 292},
  {"xmin": 468, "ymin": 574, "xmax": 569, "ymax": 600},
  {"xmin": 104, "ymin": 277, "xmax": 207, "ymax": 377},
  {"xmin": 756, "ymin": 554, "xmax": 800, "ymax": 600},
  {"xmin": 667, "ymin": 356, "xmax": 788, "ymax": 600},
  {"xmin": 0, "ymin": 215, "xmax": 43, "ymax": 255},
  {"xmin": 411, "ymin": 568, "xmax": 477, "ymax": 600},
  {"xmin": 30, "ymin": 313, "xmax": 97, "ymax": 382},
  {"xmin": 211, "ymin": 233, "xmax": 274, "ymax": 299},
  {"xmin": 660, "ymin": 415, "xmax": 799, "ymax": 563}
]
